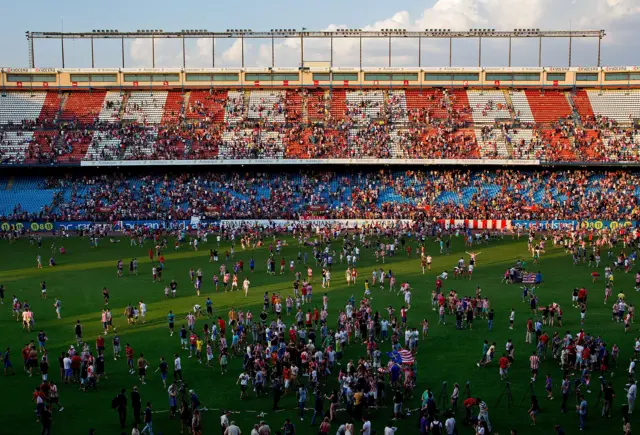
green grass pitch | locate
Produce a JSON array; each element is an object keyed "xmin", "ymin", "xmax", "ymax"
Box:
[{"xmin": 0, "ymin": 233, "xmax": 635, "ymax": 435}]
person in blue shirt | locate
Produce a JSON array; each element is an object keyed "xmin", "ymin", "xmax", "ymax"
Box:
[
  {"xmin": 577, "ymin": 395, "xmax": 587, "ymax": 430},
  {"xmin": 167, "ymin": 311, "xmax": 175, "ymax": 336},
  {"xmin": 3, "ymin": 347, "xmax": 14, "ymax": 375},
  {"xmin": 190, "ymin": 390, "xmax": 200, "ymax": 410},
  {"xmin": 390, "ymin": 362, "xmax": 401, "ymax": 386},
  {"xmin": 206, "ymin": 298, "xmax": 213, "ymax": 319},
  {"xmin": 297, "ymin": 385, "xmax": 308, "ymax": 420},
  {"xmin": 250, "ymin": 258, "xmax": 255, "ymax": 272}
]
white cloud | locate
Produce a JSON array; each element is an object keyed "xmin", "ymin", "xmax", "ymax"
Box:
[{"xmin": 129, "ymin": 0, "xmax": 640, "ymax": 68}]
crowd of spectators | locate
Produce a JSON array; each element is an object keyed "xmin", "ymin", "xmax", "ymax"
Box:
[
  {"xmin": 3, "ymin": 169, "xmax": 640, "ymax": 223},
  {"xmin": 0, "ymin": 89, "xmax": 639, "ymax": 164}
]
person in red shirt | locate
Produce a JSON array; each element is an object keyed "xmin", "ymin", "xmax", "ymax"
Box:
[
  {"xmin": 148, "ymin": 249, "xmax": 153, "ymax": 261},
  {"xmin": 499, "ymin": 354, "xmax": 511, "ymax": 380},
  {"xmin": 463, "ymin": 397, "xmax": 478, "ymax": 422},
  {"xmin": 313, "ymin": 308, "xmax": 319, "ymax": 326},
  {"xmin": 526, "ymin": 318, "xmax": 534, "ymax": 344},
  {"xmin": 578, "ymin": 288, "xmax": 587, "ymax": 304},
  {"xmin": 539, "ymin": 332, "xmax": 550, "ymax": 359},
  {"xmin": 71, "ymin": 353, "xmax": 82, "ymax": 381},
  {"xmin": 436, "ymin": 278, "xmax": 442, "ymax": 293},
  {"xmin": 125, "ymin": 344, "xmax": 135, "ymax": 375},
  {"xmin": 22, "ymin": 345, "xmax": 31, "ymax": 371},
  {"xmin": 96, "ymin": 335, "xmax": 105, "ymax": 353},
  {"xmin": 288, "ymin": 327, "xmax": 296, "ymax": 343},
  {"xmin": 217, "ymin": 317, "xmax": 226, "ymax": 336},
  {"xmin": 33, "ymin": 386, "xmax": 45, "ymax": 421}
]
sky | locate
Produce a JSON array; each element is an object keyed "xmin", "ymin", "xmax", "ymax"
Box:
[{"xmin": 2, "ymin": 0, "xmax": 640, "ymax": 69}]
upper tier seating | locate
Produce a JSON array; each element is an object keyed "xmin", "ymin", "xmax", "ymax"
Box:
[
  {"xmin": 122, "ymin": 91, "xmax": 169, "ymax": 124},
  {"xmin": 586, "ymin": 89, "xmax": 640, "ymax": 124},
  {"xmin": 0, "ymin": 88, "xmax": 638, "ymax": 164},
  {"xmin": 98, "ymin": 92, "xmax": 124, "ymax": 123},
  {"xmin": 467, "ymin": 90, "xmax": 511, "ymax": 123},
  {"xmin": 0, "ymin": 92, "xmax": 46, "ymax": 125},
  {"xmin": 60, "ymin": 91, "xmax": 106, "ymax": 124},
  {"xmin": 248, "ymin": 90, "xmax": 286, "ymax": 122}
]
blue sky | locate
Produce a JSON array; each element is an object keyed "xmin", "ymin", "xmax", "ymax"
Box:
[{"xmin": 2, "ymin": 0, "xmax": 639, "ymax": 68}]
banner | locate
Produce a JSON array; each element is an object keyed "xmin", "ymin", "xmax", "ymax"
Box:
[
  {"xmin": 437, "ymin": 219, "xmax": 510, "ymax": 230},
  {"xmin": 298, "ymin": 219, "xmax": 414, "ymax": 229},
  {"xmin": 82, "ymin": 158, "xmax": 541, "ymax": 167},
  {"xmin": 578, "ymin": 220, "xmax": 636, "ymax": 230},
  {"xmin": 0, "ymin": 220, "xmax": 220, "ymax": 232},
  {"xmin": 511, "ymin": 220, "xmax": 637, "ymax": 230},
  {"xmin": 511, "ymin": 220, "xmax": 576, "ymax": 230},
  {"xmin": 113, "ymin": 220, "xmax": 218, "ymax": 231}
]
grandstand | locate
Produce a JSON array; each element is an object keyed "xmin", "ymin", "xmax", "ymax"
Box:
[{"xmin": 1, "ymin": 64, "xmax": 639, "ymax": 166}]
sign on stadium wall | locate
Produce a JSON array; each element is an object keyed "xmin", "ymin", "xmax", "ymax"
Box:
[
  {"xmin": 220, "ymin": 220, "xmax": 294, "ymax": 228},
  {"xmin": 81, "ymin": 158, "xmax": 540, "ymax": 167},
  {"xmin": 298, "ymin": 219, "xmax": 414, "ymax": 228},
  {"xmin": 437, "ymin": 219, "xmax": 511, "ymax": 230},
  {"xmin": 511, "ymin": 220, "xmax": 637, "ymax": 230},
  {"xmin": 0, "ymin": 220, "xmax": 220, "ymax": 232}
]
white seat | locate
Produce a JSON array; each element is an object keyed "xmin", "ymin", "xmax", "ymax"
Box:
[
  {"xmin": 122, "ymin": 91, "xmax": 169, "ymax": 124},
  {"xmin": 467, "ymin": 90, "xmax": 511, "ymax": 123},
  {"xmin": 0, "ymin": 92, "xmax": 46, "ymax": 125},
  {"xmin": 98, "ymin": 92, "xmax": 124, "ymax": 123}
]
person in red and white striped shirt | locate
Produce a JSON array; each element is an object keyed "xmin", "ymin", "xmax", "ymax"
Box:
[{"xmin": 529, "ymin": 351, "xmax": 540, "ymax": 382}]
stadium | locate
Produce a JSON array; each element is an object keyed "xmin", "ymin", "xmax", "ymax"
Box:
[{"xmin": 1, "ymin": 19, "xmax": 640, "ymax": 435}]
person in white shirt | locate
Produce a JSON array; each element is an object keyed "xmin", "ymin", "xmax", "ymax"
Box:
[
  {"xmin": 383, "ymin": 422, "xmax": 397, "ymax": 435},
  {"xmin": 224, "ymin": 422, "xmax": 242, "ymax": 435},
  {"xmin": 174, "ymin": 354, "xmax": 182, "ymax": 380},
  {"xmin": 220, "ymin": 410, "xmax": 230, "ymax": 432},
  {"xmin": 139, "ymin": 301, "xmax": 147, "ymax": 323},
  {"xmin": 445, "ymin": 416, "xmax": 456, "ymax": 435},
  {"xmin": 627, "ymin": 381, "xmax": 637, "ymax": 414},
  {"xmin": 361, "ymin": 418, "xmax": 371, "ymax": 435}
]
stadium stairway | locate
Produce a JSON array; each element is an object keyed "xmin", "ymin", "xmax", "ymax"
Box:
[
  {"xmin": 5, "ymin": 176, "xmax": 14, "ymax": 190},
  {"xmin": 38, "ymin": 92, "xmax": 63, "ymax": 124},
  {"xmin": 572, "ymin": 90, "xmax": 595, "ymax": 122},
  {"xmin": 161, "ymin": 90, "xmax": 185, "ymax": 123},
  {"xmin": 450, "ymin": 90, "xmax": 472, "ymax": 122},
  {"xmin": 285, "ymin": 90, "xmax": 304, "ymax": 123},
  {"xmin": 502, "ymin": 90, "xmax": 516, "ymax": 119},
  {"xmin": 564, "ymin": 92, "xmax": 583, "ymax": 126},
  {"xmin": 306, "ymin": 89, "xmax": 326, "ymax": 122},
  {"xmin": 329, "ymin": 89, "xmax": 346, "ymax": 121}
]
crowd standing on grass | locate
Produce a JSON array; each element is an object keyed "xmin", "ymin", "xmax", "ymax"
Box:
[{"xmin": 4, "ymin": 220, "xmax": 640, "ymax": 434}]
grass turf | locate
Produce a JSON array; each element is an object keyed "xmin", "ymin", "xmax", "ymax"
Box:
[{"xmin": 0, "ymin": 233, "xmax": 635, "ymax": 435}]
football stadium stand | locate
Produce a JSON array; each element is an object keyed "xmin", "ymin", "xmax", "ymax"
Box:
[
  {"xmin": 0, "ymin": 66, "xmax": 639, "ymax": 166},
  {"xmin": 0, "ymin": 169, "xmax": 638, "ymax": 222}
]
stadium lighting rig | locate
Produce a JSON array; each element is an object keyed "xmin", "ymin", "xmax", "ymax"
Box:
[{"xmin": 25, "ymin": 28, "xmax": 606, "ymax": 70}]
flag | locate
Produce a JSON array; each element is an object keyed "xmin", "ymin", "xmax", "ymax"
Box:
[
  {"xmin": 386, "ymin": 349, "xmax": 414, "ymax": 365},
  {"xmin": 522, "ymin": 273, "xmax": 536, "ymax": 284}
]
